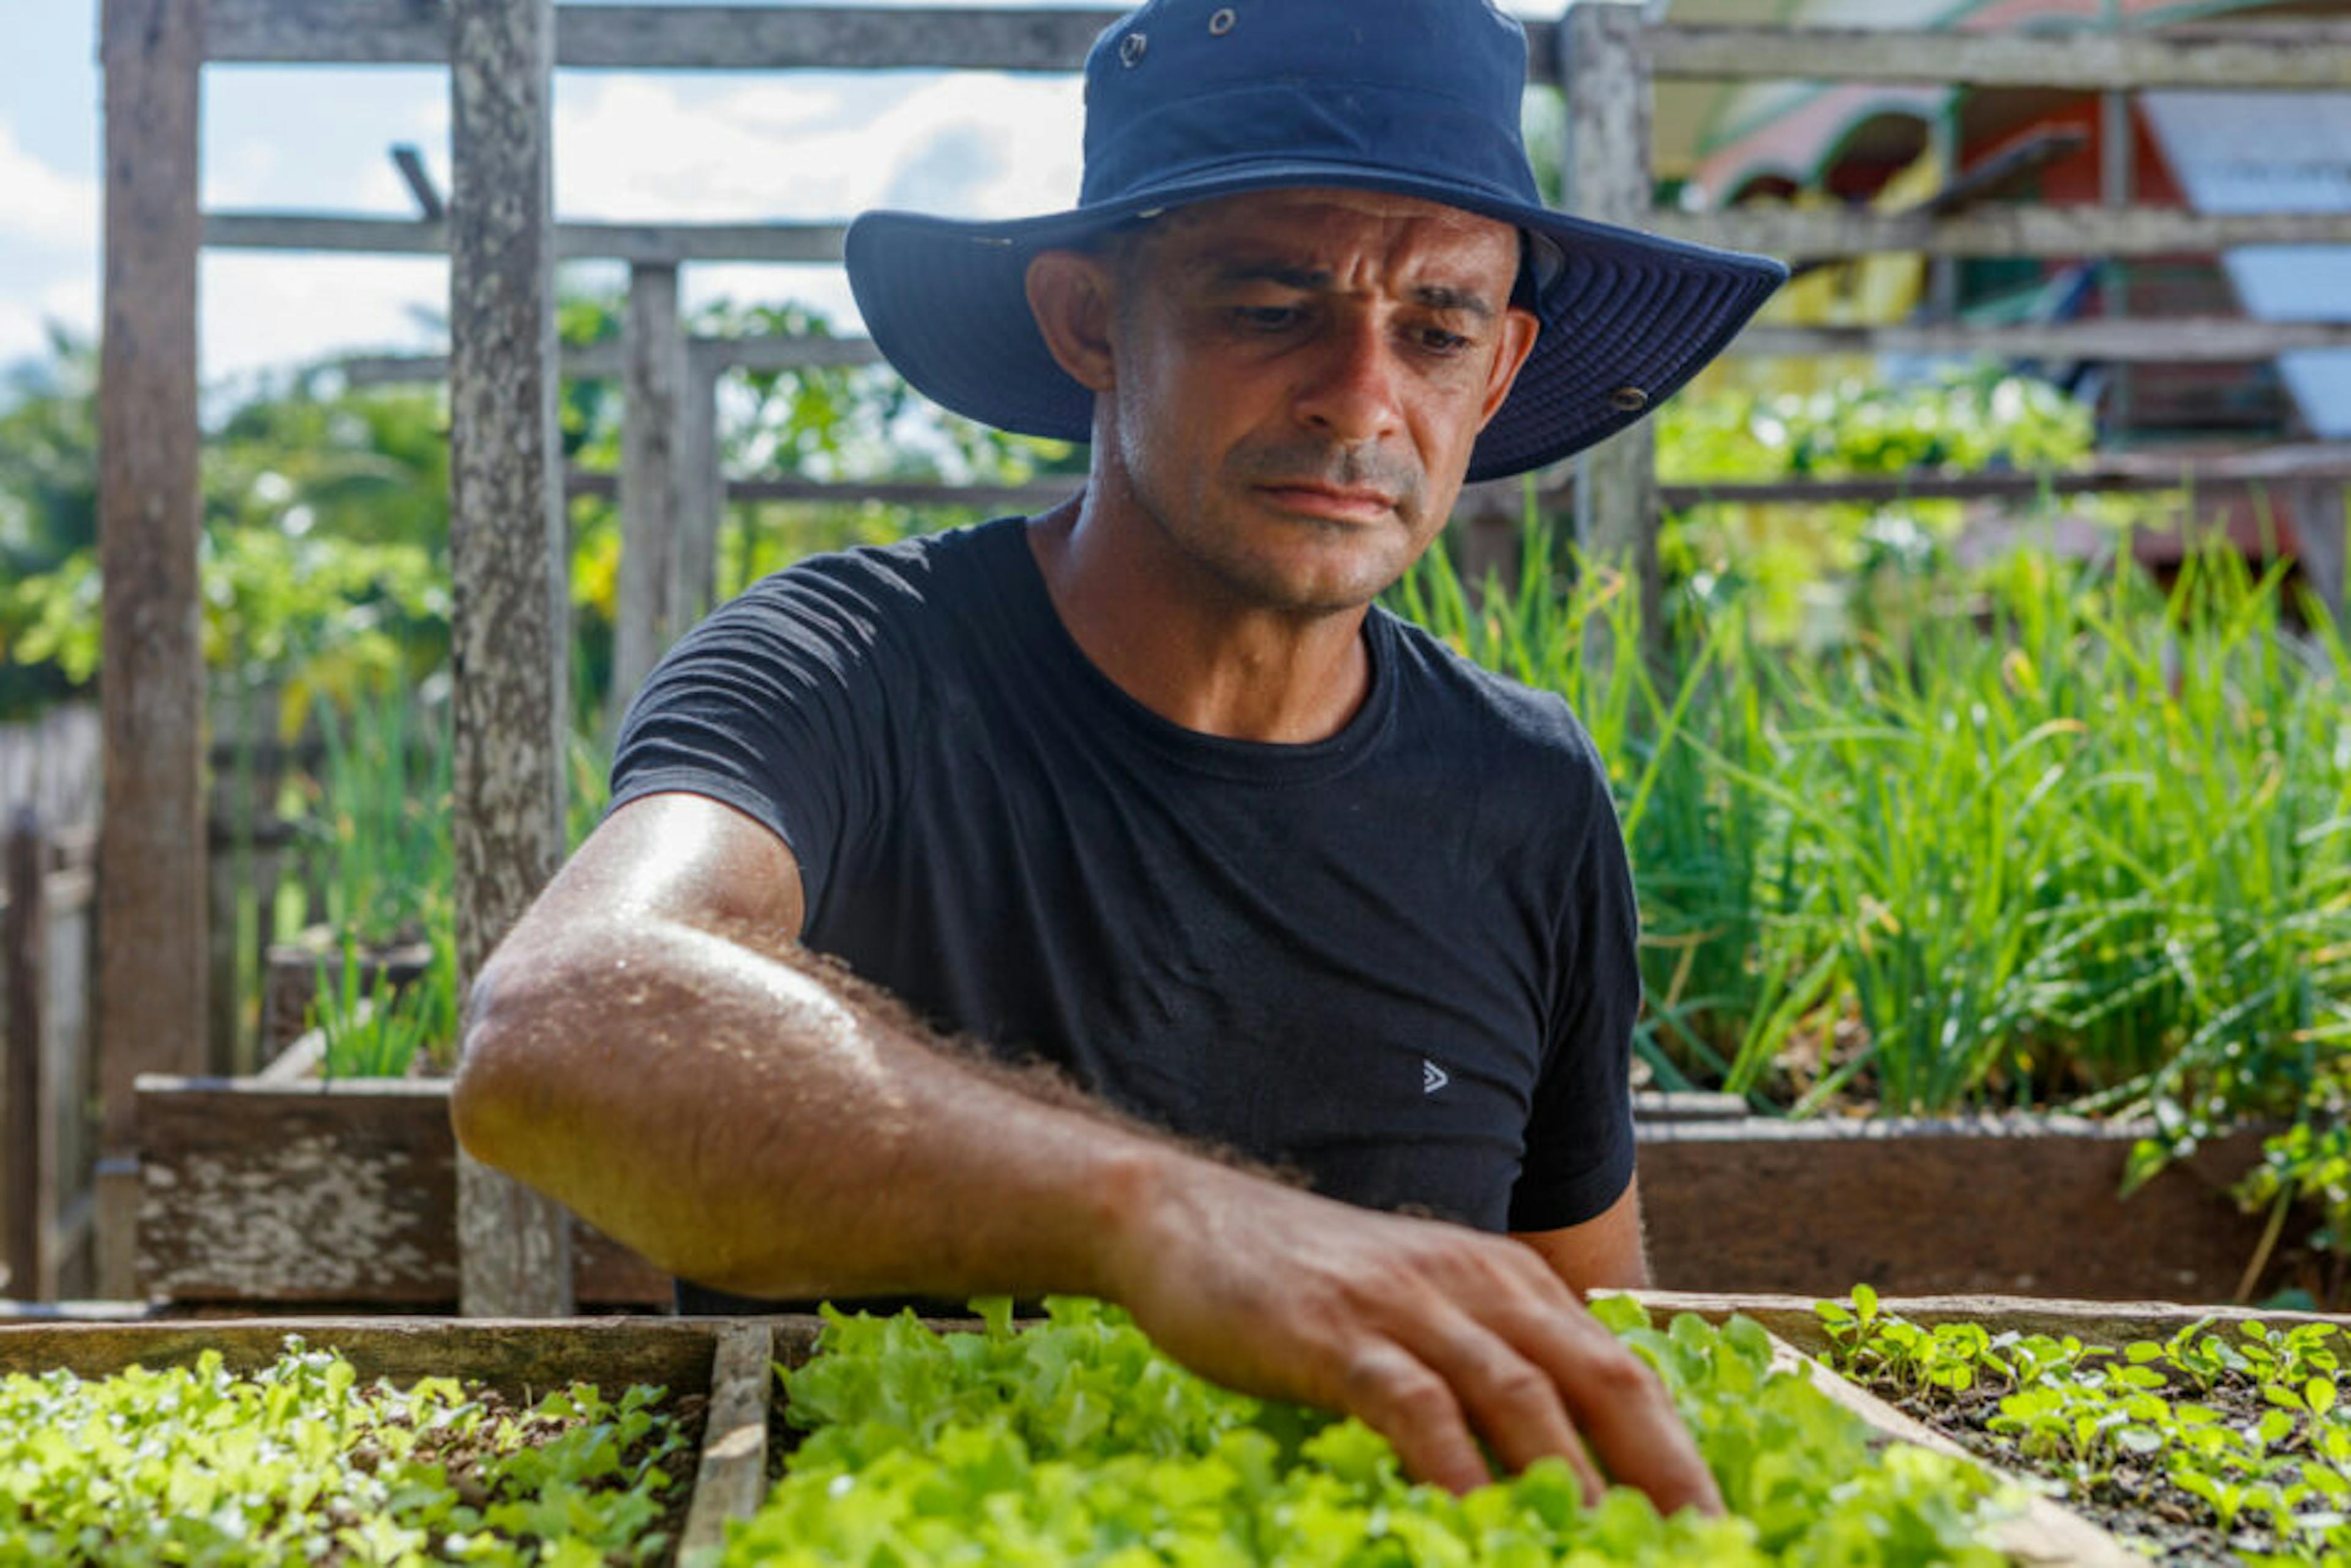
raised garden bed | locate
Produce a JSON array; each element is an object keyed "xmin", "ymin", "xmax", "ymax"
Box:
[
  {"xmin": 7, "ymin": 1296, "xmax": 2148, "ymax": 1566},
  {"xmin": 0, "ymin": 1313, "xmax": 791, "ymax": 1565},
  {"xmin": 134, "ymin": 1032, "xmax": 670, "ymax": 1307},
  {"xmin": 130, "ymin": 1068, "xmax": 2281, "ymax": 1309},
  {"xmin": 1637, "ymin": 1116, "xmax": 2282, "ymax": 1302}
]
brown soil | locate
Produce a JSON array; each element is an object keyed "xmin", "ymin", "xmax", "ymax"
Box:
[
  {"xmin": 1868, "ymin": 1375, "xmax": 2300, "ymax": 1566},
  {"xmin": 356, "ymin": 1379, "xmax": 708, "ymax": 1567}
]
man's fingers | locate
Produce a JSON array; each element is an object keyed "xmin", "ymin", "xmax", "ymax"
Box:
[
  {"xmin": 1410, "ymin": 1317, "xmax": 1607, "ymax": 1502},
  {"xmin": 1516, "ymin": 1311, "xmax": 1725, "ymax": 1517},
  {"xmin": 1338, "ymin": 1341, "xmax": 1491, "ymax": 1495}
]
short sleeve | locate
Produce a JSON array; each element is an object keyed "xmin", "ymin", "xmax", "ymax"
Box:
[
  {"xmin": 607, "ymin": 551, "xmax": 925, "ymax": 924},
  {"xmin": 1506, "ymin": 758, "xmax": 1641, "ymax": 1232}
]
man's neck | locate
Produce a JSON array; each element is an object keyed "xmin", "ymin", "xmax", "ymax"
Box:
[{"xmin": 1024, "ymin": 493, "xmax": 1374, "ymax": 746}]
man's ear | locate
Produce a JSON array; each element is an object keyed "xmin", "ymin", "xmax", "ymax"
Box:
[
  {"xmin": 1478, "ymin": 306, "xmax": 1542, "ymax": 427},
  {"xmin": 1024, "ymin": 249, "xmax": 1120, "ymax": 393}
]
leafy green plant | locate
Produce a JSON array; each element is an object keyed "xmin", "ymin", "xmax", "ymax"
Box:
[
  {"xmin": 0, "ymin": 1337, "xmax": 687, "ymax": 1565},
  {"xmin": 724, "ymin": 1296, "xmax": 2012, "ymax": 1566},
  {"xmin": 306, "ymin": 677, "xmax": 452, "ymax": 949},
  {"xmin": 313, "ymin": 931, "xmax": 460, "ymax": 1080},
  {"xmin": 1397, "ymin": 523, "xmax": 2351, "ymax": 1130}
]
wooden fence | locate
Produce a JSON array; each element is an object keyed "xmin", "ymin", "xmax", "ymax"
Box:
[
  {"xmin": 0, "ymin": 710, "xmax": 102, "ymax": 1300},
  {"xmin": 102, "ymin": 1, "xmax": 2351, "ymax": 1306},
  {"xmin": 215, "ymin": 6, "xmax": 2351, "ymax": 683}
]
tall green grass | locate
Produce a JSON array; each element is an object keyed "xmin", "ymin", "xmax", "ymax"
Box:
[{"xmin": 1396, "ymin": 532, "xmax": 2351, "ymax": 1130}]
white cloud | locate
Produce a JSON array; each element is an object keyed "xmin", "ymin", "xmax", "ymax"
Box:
[
  {"xmin": 552, "ymin": 72, "xmax": 1084, "ymax": 223},
  {"xmin": 199, "ymin": 252, "xmax": 448, "ymax": 383},
  {"xmin": 0, "ymin": 63, "xmax": 1092, "ymax": 381},
  {"xmin": 0, "ymin": 264, "xmax": 99, "ymax": 372},
  {"xmin": 0, "ymin": 122, "xmax": 99, "ymax": 252}
]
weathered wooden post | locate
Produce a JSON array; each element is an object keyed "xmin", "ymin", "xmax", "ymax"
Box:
[
  {"xmin": 613, "ymin": 261, "xmax": 689, "ymax": 724},
  {"xmin": 96, "ymin": 0, "xmax": 208, "ymax": 1300},
  {"xmin": 676, "ymin": 353, "xmax": 725, "ymax": 629},
  {"xmin": 1562, "ymin": 2, "xmax": 1663, "ymax": 656},
  {"xmin": 4, "ymin": 812, "xmax": 54, "ymax": 1300},
  {"xmin": 449, "ymin": 0, "xmax": 575, "ymax": 1316}
]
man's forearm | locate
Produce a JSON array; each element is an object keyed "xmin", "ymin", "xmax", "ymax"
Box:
[{"xmin": 452, "ymin": 915, "xmax": 1176, "ymax": 1302}]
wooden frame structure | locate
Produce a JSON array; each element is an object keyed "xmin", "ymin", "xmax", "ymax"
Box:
[{"xmin": 97, "ymin": 1, "xmax": 2351, "ymax": 1309}]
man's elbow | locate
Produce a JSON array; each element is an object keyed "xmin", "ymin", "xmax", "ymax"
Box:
[{"xmin": 448, "ymin": 955, "xmax": 546, "ymax": 1177}]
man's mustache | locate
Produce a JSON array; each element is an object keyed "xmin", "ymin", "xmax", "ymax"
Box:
[{"xmin": 1229, "ymin": 440, "xmax": 1425, "ymax": 516}]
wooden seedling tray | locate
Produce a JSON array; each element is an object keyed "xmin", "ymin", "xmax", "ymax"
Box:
[{"xmin": 0, "ymin": 1313, "xmax": 811, "ymax": 1567}]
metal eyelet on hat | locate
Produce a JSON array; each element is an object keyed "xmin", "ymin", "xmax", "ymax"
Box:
[
  {"xmin": 1609, "ymin": 386, "xmax": 1650, "ymax": 413},
  {"xmin": 1209, "ymin": 7, "xmax": 1237, "ymax": 35},
  {"xmin": 1119, "ymin": 31, "xmax": 1148, "ymax": 66}
]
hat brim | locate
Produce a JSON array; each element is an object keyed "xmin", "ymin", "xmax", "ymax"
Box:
[{"xmin": 846, "ymin": 162, "xmax": 1787, "ymax": 483}]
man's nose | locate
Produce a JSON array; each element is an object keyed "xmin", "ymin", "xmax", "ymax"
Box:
[{"xmin": 1292, "ymin": 316, "xmax": 1405, "ymax": 445}]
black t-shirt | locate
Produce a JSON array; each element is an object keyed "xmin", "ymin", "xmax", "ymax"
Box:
[{"xmin": 610, "ymin": 517, "xmax": 1641, "ymax": 1300}]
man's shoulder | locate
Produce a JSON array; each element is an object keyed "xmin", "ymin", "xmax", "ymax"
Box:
[
  {"xmin": 730, "ymin": 515, "xmax": 1021, "ymax": 618},
  {"xmin": 1375, "ymin": 608, "xmax": 1610, "ymax": 786}
]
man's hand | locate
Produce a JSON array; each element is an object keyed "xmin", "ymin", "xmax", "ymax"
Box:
[{"xmin": 1103, "ymin": 1158, "xmax": 1723, "ymax": 1514}]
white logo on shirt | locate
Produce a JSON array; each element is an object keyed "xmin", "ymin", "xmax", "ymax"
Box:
[{"xmin": 1422, "ymin": 1059, "xmax": 1450, "ymax": 1095}]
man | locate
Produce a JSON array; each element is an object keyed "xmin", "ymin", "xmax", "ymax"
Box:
[{"xmin": 452, "ymin": 0, "xmax": 1781, "ymax": 1517}]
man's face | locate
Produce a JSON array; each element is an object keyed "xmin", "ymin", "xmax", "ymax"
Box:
[{"xmin": 1087, "ymin": 188, "xmax": 1539, "ymax": 617}]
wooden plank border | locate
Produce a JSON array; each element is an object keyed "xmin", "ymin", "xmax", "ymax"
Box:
[
  {"xmin": 199, "ymin": 2, "xmax": 2351, "ymax": 92},
  {"xmin": 204, "ymin": 212, "xmax": 850, "ymax": 265},
  {"xmin": 133, "ymin": 1071, "xmax": 670, "ymax": 1307},
  {"xmin": 1643, "ymin": 21, "xmax": 2351, "ymax": 90},
  {"xmin": 1653, "ymin": 206, "xmax": 2351, "ymax": 261},
  {"xmin": 1635, "ymin": 1117, "xmax": 2281, "ymax": 1303},
  {"xmin": 1634, "ymin": 1289, "xmax": 2351, "ymax": 1359},
  {"xmin": 678, "ymin": 1322, "xmax": 776, "ymax": 1568}
]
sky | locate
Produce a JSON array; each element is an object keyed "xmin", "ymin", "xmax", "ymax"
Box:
[{"xmin": 0, "ymin": 0, "xmax": 1573, "ymax": 401}]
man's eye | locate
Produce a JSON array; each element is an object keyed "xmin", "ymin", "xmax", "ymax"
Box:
[
  {"xmin": 1417, "ymin": 328, "xmax": 1473, "ymax": 353},
  {"xmin": 1234, "ymin": 306, "xmax": 1302, "ymax": 331}
]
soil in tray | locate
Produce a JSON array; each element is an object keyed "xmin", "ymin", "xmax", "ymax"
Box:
[
  {"xmin": 1874, "ymin": 1379, "xmax": 2251, "ymax": 1566},
  {"xmin": 0, "ymin": 1340, "xmax": 708, "ymax": 1565},
  {"xmin": 1829, "ymin": 1308, "xmax": 2351, "ymax": 1567}
]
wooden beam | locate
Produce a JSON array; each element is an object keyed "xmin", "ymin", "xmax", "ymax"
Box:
[
  {"xmin": 567, "ymin": 470, "xmax": 1081, "ymax": 515},
  {"xmin": 448, "ymin": 0, "xmax": 574, "ymax": 1319},
  {"xmin": 673, "ymin": 357, "xmax": 724, "ymax": 639},
  {"xmin": 1787, "ymin": 126, "xmax": 2085, "ymax": 282},
  {"xmin": 204, "ymin": 211, "xmax": 850, "ymax": 265},
  {"xmin": 1642, "ymin": 21, "xmax": 2351, "ymax": 90},
  {"xmin": 205, "ymin": 0, "xmax": 1125, "ymax": 70},
  {"xmin": 560, "ymin": 446, "xmax": 2351, "ymax": 516},
  {"xmin": 1730, "ymin": 318, "xmax": 2351, "ymax": 362},
  {"xmin": 613, "ymin": 262, "xmax": 688, "ymax": 724},
  {"xmin": 1564, "ymin": 3, "xmax": 1663, "ymax": 655},
  {"xmin": 391, "ymin": 144, "xmax": 444, "ymax": 222},
  {"xmin": 4, "ymin": 813, "xmax": 55, "ymax": 1301},
  {"xmin": 340, "ymin": 332, "xmax": 882, "ymax": 387},
  {"xmin": 1655, "ymin": 204, "xmax": 2351, "ymax": 260},
  {"xmin": 97, "ymin": 0, "xmax": 208, "ymax": 1301}
]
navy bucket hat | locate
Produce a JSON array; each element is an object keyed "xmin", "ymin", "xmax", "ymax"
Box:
[{"xmin": 845, "ymin": 0, "xmax": 1787, "ymax": 483}]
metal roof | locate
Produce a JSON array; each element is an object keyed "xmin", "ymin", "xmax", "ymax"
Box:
[{"xmin": 2141, "ymin": 89, "xmax": 2351, "ymax": 437}]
